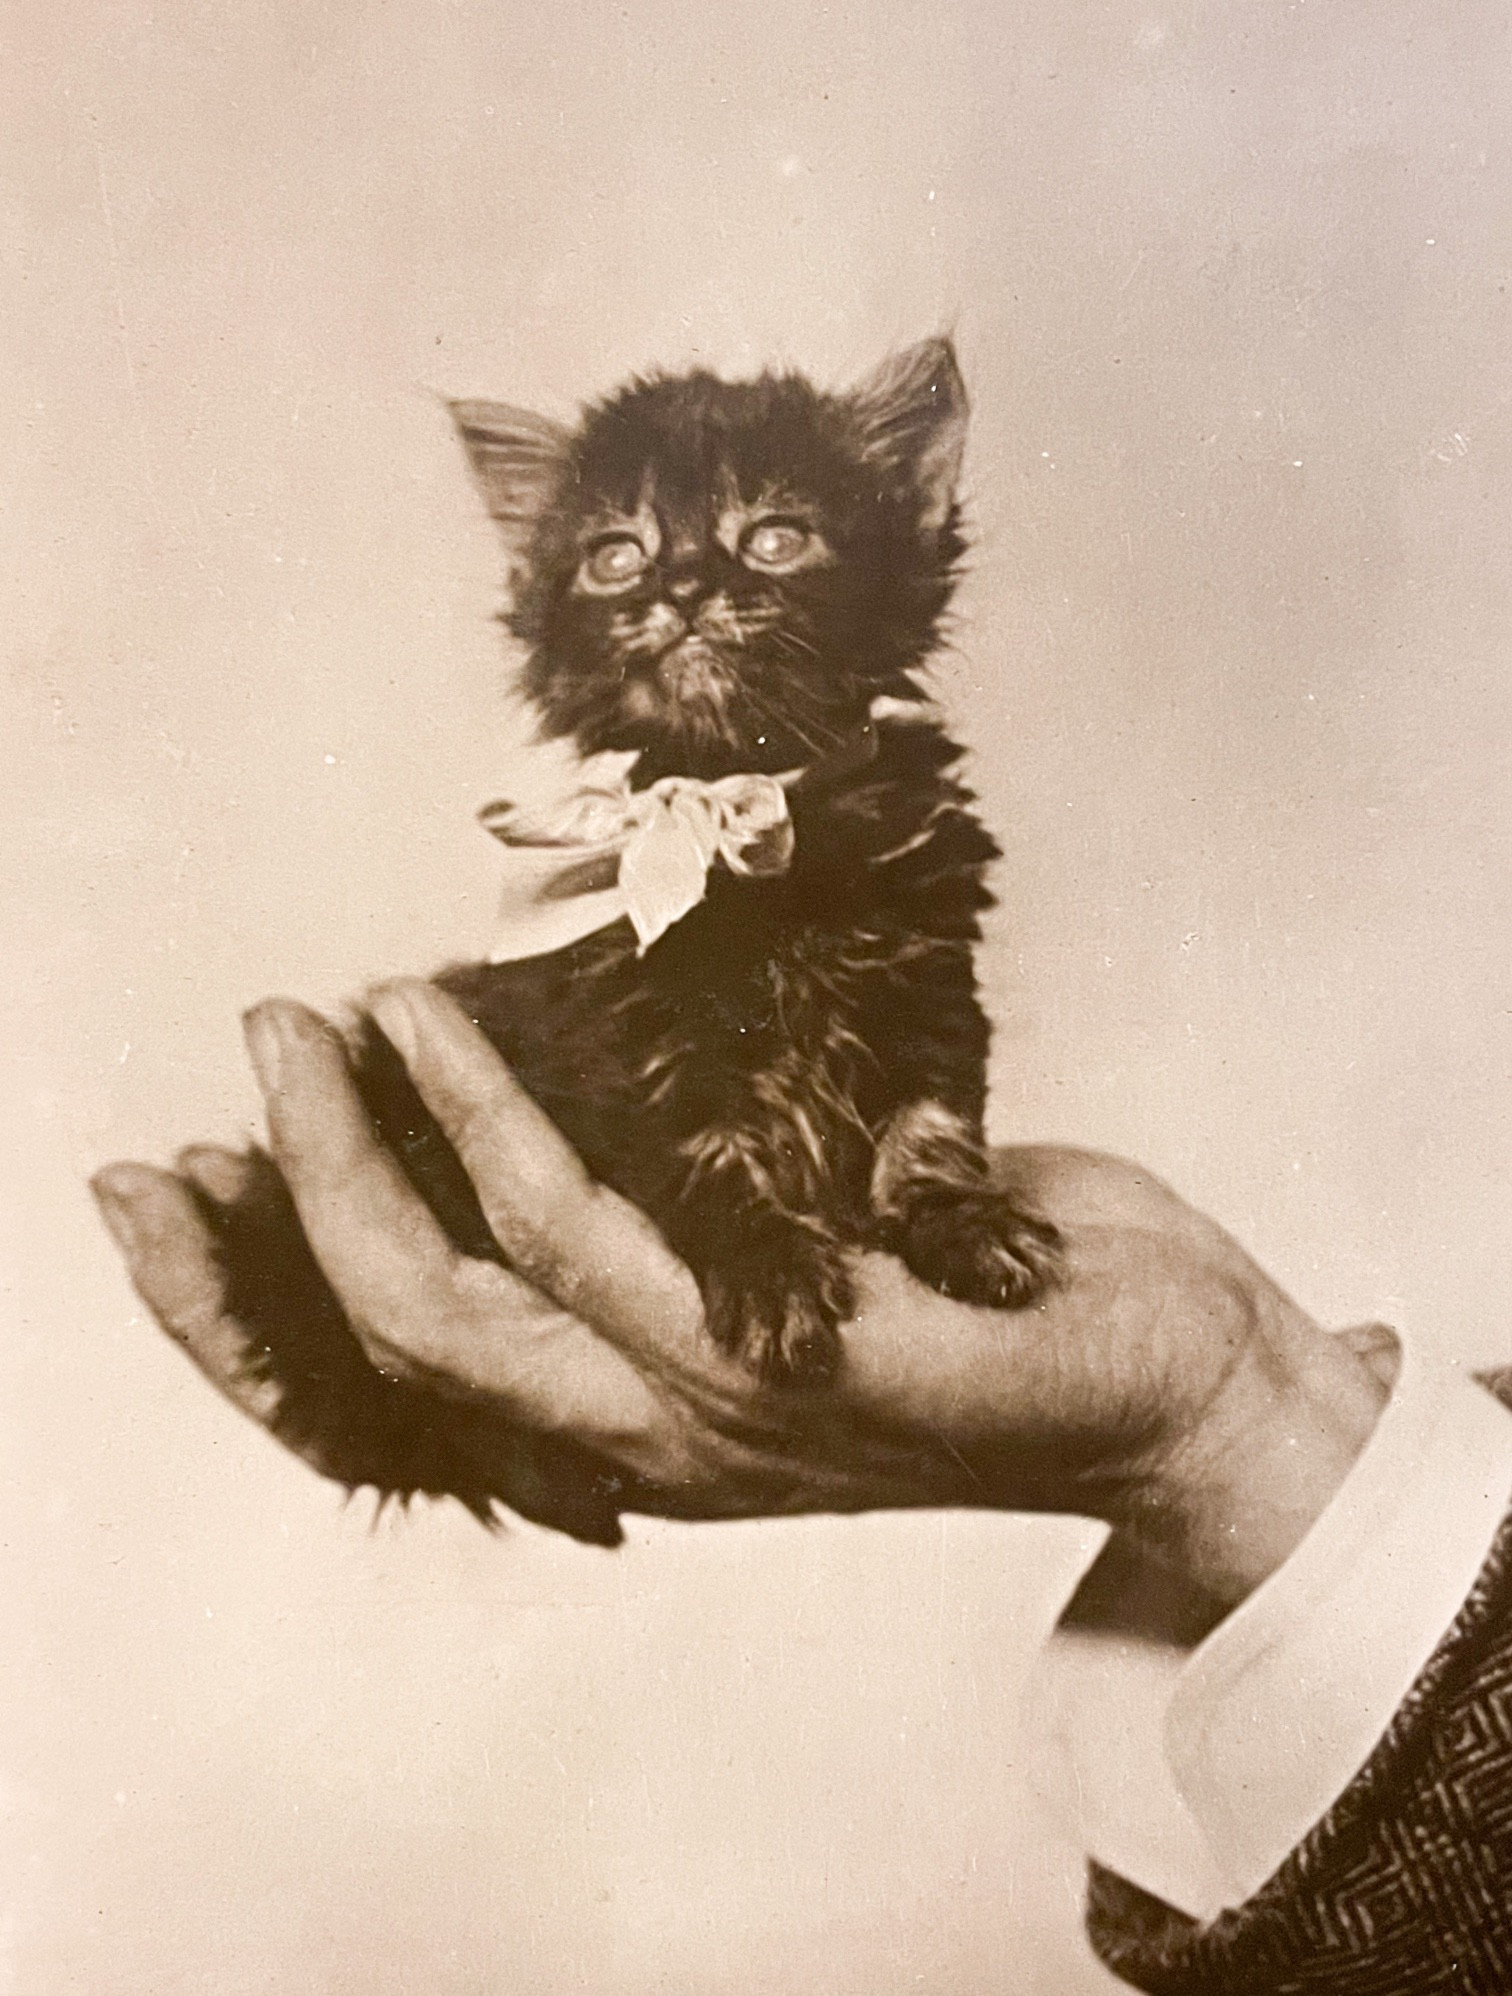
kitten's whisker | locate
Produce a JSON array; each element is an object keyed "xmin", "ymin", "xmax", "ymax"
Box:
[
  {"xmin": 772, "ymin": 628, "xmax": 821, "ymax": 661},
  {"xmin": 749, "ymin": 675, "xmax": 845, "ymax": 737},
  {"xmin": 736, "ymin": 684, "xmax": 845, "ymax": 761}
]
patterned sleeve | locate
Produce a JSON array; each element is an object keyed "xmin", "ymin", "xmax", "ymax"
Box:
[{"xmin": 1084, "ymin": 1369, "xmax": 1512, "ymax": 1996}]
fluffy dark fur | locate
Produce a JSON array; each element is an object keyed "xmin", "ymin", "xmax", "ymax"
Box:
[{"xmin": 202, "ymin": 339, "xmax": 1059, "ymax": 1544}]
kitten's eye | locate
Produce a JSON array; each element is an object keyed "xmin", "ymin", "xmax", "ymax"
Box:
[
  {"xmin": 580, "ymin": 534, "xmax": 650, "ymax": 592},
  {"xmin": 740, "ymin": 517, "xmax": 816, "ymax": 573}
]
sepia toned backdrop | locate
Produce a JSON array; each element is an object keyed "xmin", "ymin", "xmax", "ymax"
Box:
[{"xmin": 4, "ymin": 3, "xmax": 1511, "ymax": 1990}]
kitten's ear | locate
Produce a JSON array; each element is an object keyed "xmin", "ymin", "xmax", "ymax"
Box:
[
  {"xmin": 850, "ymin": 337, "xmax": 968, "ymax": 531},
  {"xmin": 449, "ymin": 400, "xmax": 573, "ymax": 555}
]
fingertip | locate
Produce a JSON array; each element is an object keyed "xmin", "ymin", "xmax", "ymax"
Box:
[
  {"xmin": 242, "ymin": 997, "xmax": 338, "ymax": 1094},
  {"xmin": 241, "ymin": 994, "xmax": 327, "ymax": 1030},
  {"xmin": 177, "ymin": 1144, "xmax": 256, "ymax": 1206},
  {"xmin": 91, "ymin": 1162, "xmax": 174, "ymax": 1253},
  {"xmin": 92, "ymin": 1157, "xmax": 199, "ymax": 1245},
  {"xmin": 369, "ymin": 975, "xmax": 435, "ymax": 1006},
  {"xmin": 373, "ymin": 977, "xmax": 489, "ymax": 1052},
  {"xmin": 92, "ymin": 1159, "xmax": 164, "ymax": 1204},
  {"xmin": 92, "ymin": 1160, "xmax": 194, "ymax": 1234},
  {"xmin": 369, "ymin": 978, "xmax": 535, "ymax": 1111},
  {"xmin": 366, "ymin": 981, "xmax": 422, "ymax": 1067},
  {"xmin": 93, "ymin": 1165, "xmax": 234, "ymax": 1329}
]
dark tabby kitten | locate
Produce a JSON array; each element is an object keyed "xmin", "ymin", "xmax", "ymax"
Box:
[{"xmin": 207, "ymin": 338, "xmax": 1059, "ymax": 1545}]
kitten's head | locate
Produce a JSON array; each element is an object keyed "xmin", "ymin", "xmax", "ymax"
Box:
[{"xmin": 452, "ymin": 338, "xmax": 967, "ymax": 780}]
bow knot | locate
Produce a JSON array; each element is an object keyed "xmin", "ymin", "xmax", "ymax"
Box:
[{"xmin": 481, "ymin": 771, "xmax": 796, "ymax": 960}]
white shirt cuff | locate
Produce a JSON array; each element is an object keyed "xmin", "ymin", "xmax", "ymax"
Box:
[
  {"xmin": 1028, "ymin": 1338, "xmax": 1512, "ymax": 1922},
  {"xmin": 1167, "ymin": 1337, "xmax": 1512, "ymax": 1911}
]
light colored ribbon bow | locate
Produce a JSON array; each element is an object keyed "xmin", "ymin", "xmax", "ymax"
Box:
[{"xmin": 481, "ymin": 770, "xmax": 797, "ymax": 961}]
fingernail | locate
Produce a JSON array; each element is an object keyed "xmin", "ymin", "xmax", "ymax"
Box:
[
  {"xmin": 369, "ymin": 983, "xmax": 421, "ymax": 1067},
  {"xmin": 177, "ymin": 1146, "xmax": 253, "ymax": 1204},
  {"xmin": 91, "ymin": 1167, "xmax": 149, "ymax": 1254},
  {"xmin": 242, "ymin": 1002, "xmax": 292, "ymax": 1092}
]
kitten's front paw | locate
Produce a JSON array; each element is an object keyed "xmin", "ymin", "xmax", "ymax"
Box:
[
  {"xmin": 701, "ymin": 1227, "xmax": 855, "ymax": 1385},
  {"xmin": 894, "ymin": 1191, "xmax": 1062, "ymax": 1310}
]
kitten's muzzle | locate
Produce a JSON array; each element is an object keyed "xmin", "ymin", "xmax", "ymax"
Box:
[{"xmin": 655, "ymin": 634, "xmax": 733, "ymax": 705}]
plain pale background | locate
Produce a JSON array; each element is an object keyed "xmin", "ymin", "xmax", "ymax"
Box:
[{"xmin": 5, "ymin": 2, "xmax": 1512, "ymax": 1990}]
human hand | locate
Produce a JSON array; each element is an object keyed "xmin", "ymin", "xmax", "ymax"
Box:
[{"xmin": 92, "ymin": 981, "xmax": 1389, "ymax": 1612}]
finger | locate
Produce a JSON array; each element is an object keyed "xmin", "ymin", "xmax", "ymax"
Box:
[
  {"xmin": 94, "ymin": 1163, "xmax": 670, "ymax": 1520},
  {"xmin": 366, "ymin": 980, "xmax": 709, "ymax": 1375},
  {"xmin": 178, "ymin": 1130, "xmax": 542, "ymax": 1392},
  {"xmin": 91, "ymin": 1162, "xmax": 286, "ymax": 1428},
  {"xmin": 244, "ymin": 1000, "xmax": 483, "ymax": 1359},
  {"xmin": 176, "ymin": 1143, "xmax": 258, "ymax": 1207},
  {"xmin": 243, "ymin": 1000, "xmax": 664, "ymax": 1429},
  {"xmin": 179, "ymin": 1139, "xmax": 455, "ymax": 1393}
]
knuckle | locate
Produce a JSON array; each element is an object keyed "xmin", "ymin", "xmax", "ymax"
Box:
[
  {"xmin": 346, "ymin": 1283, "xmax": 455, "ymax": 1379},
  {"xmin": 499, "ymin": 1226, "xmax": 573, "ymax": 1299},
  {"xmin": 439, "ymin": 1065, "xmax": 570, "ymax": 1183},
  {"xmin": 448, "ymin": 1254, "xmax": 542, "ymax": 1328},
  {"xmin": 480, "ymin": 1176, "xmax": 594, "ymax": 1281}
]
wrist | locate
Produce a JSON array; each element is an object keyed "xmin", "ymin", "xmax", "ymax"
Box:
[{"xmin": 1110, "ymin": 1308, "xmax": 1397, "ymax": 1614}]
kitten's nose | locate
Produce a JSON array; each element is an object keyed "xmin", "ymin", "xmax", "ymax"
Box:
[{"xmin": 667, "ymin": 571, "xmax": 705, "ymax": 604}]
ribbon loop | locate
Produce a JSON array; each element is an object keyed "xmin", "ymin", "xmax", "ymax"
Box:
[
  {"xmin": 483, "ymin": 768, "xmax": 797, "ymax": 961},
  {"xmin": 701, "ymin": 773, "xmax": 797, "ymax": 878}
]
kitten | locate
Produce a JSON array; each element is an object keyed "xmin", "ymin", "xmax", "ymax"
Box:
[{"xmin": 203, "ymin": 338, "xmax": 1059, "ymax": 1544}]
